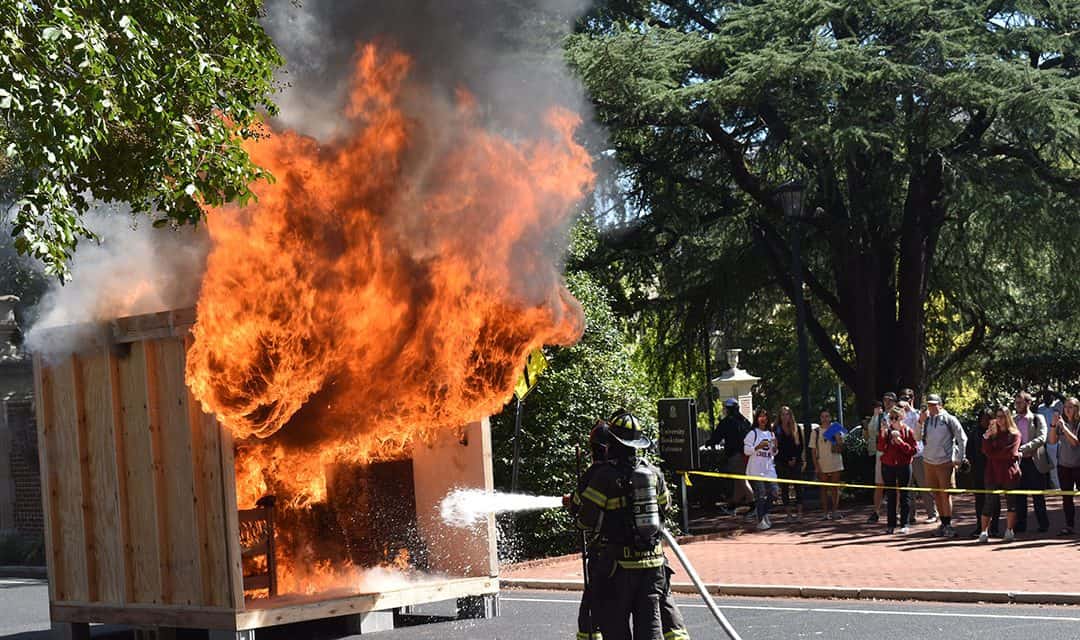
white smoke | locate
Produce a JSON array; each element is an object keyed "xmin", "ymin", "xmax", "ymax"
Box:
[{"xmin": 24, "ymin": 204, "xmax": 209, "ymax": 355}]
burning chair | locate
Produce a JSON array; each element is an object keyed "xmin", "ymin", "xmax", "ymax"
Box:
[{"xmin": 32, "ymin": 309, "xmax": 499, "ymax": 639}]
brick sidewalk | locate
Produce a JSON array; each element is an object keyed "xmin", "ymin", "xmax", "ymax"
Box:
[{"xmin": 503, "ymin": 496, "xmax": 1080, "ymax": 594}]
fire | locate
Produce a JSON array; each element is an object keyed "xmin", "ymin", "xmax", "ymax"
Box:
[{"xmin": 184, "ymin": 43, "xmax": 593, "ymax": 596}]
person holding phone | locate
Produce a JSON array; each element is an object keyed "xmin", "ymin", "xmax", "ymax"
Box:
[
  {"xmin": 1049, "ymin": 397, "xmax": 1080, "ymax": 535},
  {"xmin": 745, "ymin": 408, "xmax": 779, "ymax": 530},
  {"xmin": 978, "ymin": 407, "xmax": 1022, "ymax": 543},
  {"xmin": 877, "ymin": 406, "xmax": 917, "ymax": 534}
]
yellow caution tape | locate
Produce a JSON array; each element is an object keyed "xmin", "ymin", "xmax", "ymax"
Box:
[{"xmin": 679, "ymin": 470, "xmax": 1080, "ymax": 496}]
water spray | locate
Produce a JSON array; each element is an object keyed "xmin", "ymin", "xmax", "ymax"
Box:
[{"xmin": 441, "ymin": 489, "xmax": 743, "ymax": 640}]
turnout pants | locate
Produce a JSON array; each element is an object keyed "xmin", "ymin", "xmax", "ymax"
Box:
[
  {"xmin": 578, "ymin": 564, "xmax": 689, "ymax": 639},
  {"xmin": 588, "ymin": 553, "xmax": 667, "ymax": 640}
]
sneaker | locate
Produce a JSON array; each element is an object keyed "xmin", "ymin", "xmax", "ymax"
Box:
[
  {"xmin": 978, "ymin": 531, "xmax": 989, "ymax": 544},
  {"xmin": 785, "ymin": 513, "xmax": 795, "ymax": 524},
  {"xmin": 1060, "ymin": 527, "xmax": 1075, "ymax": 536},
  {"xmin": 943, "ymin": 525, "xmax": 957, "ymax": 538},
  {"xmin": 835, "ymin": 512, "xmax": 845, "ymax": 520},
  {"xmin": 867, "ymin": 512, "xmax": 879, "ymax": 524},
  {"xmin": 934, "ymin": 524, "xmax": 945, "ymax": 537},
  {"xmin": 1003, "ymin": 529, "xmax": 1016, "ymax": 541},
  {"xmin": 757, "ymin": 519, "xmax": 772, "ymax": 531},
  {"xmin": 926, "ymin": 514, "xmax": 939, "ymax": 524},
  {"xmin": 825, "ymin": 512, "xmax": 833, "ymax": 520},
  {"xmin": 885, "ymin": 527, "xmax": 894, "ymax": 535},
  {"xmin": 898, "ymin": 526, "xmax": 910, "ymax": 534}
]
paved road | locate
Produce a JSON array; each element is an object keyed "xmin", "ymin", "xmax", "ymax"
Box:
[{"xmin": 4, "ymin": 580, "xmax": 1080, "ymax": 639}]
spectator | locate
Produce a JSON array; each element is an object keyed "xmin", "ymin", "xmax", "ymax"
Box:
[
  {"xmin": 774, "ymin": 405, "xmax": 804, "ymax": 522},
  {"xmin": 1037, "ymin": 388, "xmax": 1064, "ymax": 490},
  {"xmin": 900, "ymin": 388, "xmax": 938, "ymax": 525},
  {"xmin": 978, "ymin": 407, "xmax": 1023, "ymax": 543},
  {"xmin": 1048, "ymin": 396, "xmax": 1080, "ymax": 535},
  {"xmin": 919, "ymin": 393, "xmax": 967, "ymax": 538},
  {"xmin": 965, "ymin": 408, "xmax": 1000, "ymax": 538},
  {"xmin": 706, "ymin": 399, "xmax": 753, "ymax": 509},
  {"xmin": 1013, "ymin": 391, "xmax": 1051, "ymax": 534},
  {"xmin": 877, "ymin": 406, "xmax": 917, "ymax": 534},
  {"xmin": 865, "ymin": 392, "xmax": 897, "ymax": 524},
  {"xmin": 809, "ymin": 408, "xmax": 845, "ymax": 520},
  {"xmin": 745, "ymin": 408, "xmax": 779, "ymax": 530}
]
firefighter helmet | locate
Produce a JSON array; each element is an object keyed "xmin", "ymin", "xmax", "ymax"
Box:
[{"xmin": 608, "ymin": 410, "xmax": 651, "ymax": 449}]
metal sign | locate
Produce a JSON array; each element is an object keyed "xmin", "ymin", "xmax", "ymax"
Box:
[
  {"xmin": 657, "ymin": 398, "xmax": 699, "ymax": 471},
  {"xmin": 513, "ymin": 348, "xmax": 548, "ymax": 401}
]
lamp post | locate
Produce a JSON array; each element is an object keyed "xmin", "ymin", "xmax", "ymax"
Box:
[
  {"xmin": 702, "ymin": 329, "xmax": 722, "ymax": 430},
  {"xmin": 777, "ymin": 181, "xmax": 811, "ymax": 449}
]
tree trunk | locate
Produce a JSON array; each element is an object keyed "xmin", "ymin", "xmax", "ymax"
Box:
[{"xmin": 897, "ymin": 154, "xmax": 944, "ymax": 401}]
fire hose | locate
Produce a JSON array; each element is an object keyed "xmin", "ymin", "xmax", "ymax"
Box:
[{"xmin": 661, "ymin": 528, "xmax": 743, "ymax": 640}]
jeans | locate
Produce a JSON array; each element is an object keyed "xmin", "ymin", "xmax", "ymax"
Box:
[
  {"xmin": 751, "ymin": 480, "xmax": 779, "ymax": 520},
  {"xmin": 776, "ymin": 464, "xmax": 803, "ymax": 506},
  {"xmin": 1059, "ymin": 465, "xmax": 1080, "ymax": 528},
  {"xmin": 881, "ymin": 463, "xmax": 912, "ymax": 529},
  {"xmin": 982, "ymin": 483, "xmax": 1019, "ymax": 523}
]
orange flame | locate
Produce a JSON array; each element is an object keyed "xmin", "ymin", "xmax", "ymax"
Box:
[{"xmin": 184, "ymin": 43, "xmax": 593, "ymax": 595}]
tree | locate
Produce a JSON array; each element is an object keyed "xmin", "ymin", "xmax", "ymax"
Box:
[
  {"xmin": 568, "ymin": 1, "xmax": 1080, "ymax": 413},
  {"xmin": 0, "ymin": 1, "xmax": 281, "ymax": 277}
]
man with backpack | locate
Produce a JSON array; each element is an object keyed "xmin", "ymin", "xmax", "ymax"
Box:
[{"xmin": 918, "ymin": 394, "xmax": 968, "ymax": 538}]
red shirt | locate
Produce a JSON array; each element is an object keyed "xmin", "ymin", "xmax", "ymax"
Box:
[
  {"xmin": 877, "ymin": 423, "xmax": 917, "ymax": 466},
  {"xmin": 982, "ymin": 431, "xmax": 1021, "ymax": 487}
]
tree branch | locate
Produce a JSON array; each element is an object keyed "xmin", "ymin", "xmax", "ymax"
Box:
[
  {"xmin": 656, "ymin": 0, "xmax": 719, "ymax": 33},
  {"xmin": 986, "ymin": 143, "xmax": 1080, "ymax": 195},
  {"xmin": 749, "ymin": 220, "xmax": 857, "ymax": 385}
]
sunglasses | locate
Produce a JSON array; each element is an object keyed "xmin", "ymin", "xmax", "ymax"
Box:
[{"xmin": 889, "ymin": 416, "xmax": 901, "ymax": 422}]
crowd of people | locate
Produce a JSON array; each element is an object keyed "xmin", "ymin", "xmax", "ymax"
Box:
[{"xmin": 705, "ymin": 389, "xmax": 1079, "ymax": 542}]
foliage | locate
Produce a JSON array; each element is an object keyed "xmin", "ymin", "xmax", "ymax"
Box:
[
  {"xmin": 0, "ymin": 0, "xmax": 281, "ymax": 277},
  {"xmin": 491, "ymin": 219, "xmax": 653, "ymax": 559},
  {"xmin": 567, "ymin": 0, "xmax": 1080, "ymax": 414}
]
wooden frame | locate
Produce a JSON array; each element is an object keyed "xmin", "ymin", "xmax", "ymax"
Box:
[{"xmin": 33, "ymin": 309, "xmax": 499, "ymax": 632}]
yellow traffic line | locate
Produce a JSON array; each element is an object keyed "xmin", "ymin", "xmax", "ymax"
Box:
[{"xmin": 679, "ymin": 470, "xmax": 1080, "ymax": 496}]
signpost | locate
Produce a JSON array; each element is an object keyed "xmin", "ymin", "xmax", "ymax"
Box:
[
  {"xmin": 658, "ymin": 398, "xmax": 699, "ymax": 533},
  {"xmin": 511, "ymin": 348, "xmax": 548, "ymax": 492}
]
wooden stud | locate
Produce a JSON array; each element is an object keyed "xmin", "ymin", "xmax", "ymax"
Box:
[
  {"xmin": 117, "ymin": 341, "xmax": 163, "ymax": 604},
  {"xmin": 108, "ymin": 346, "xmax": 132, "ymax": 605},
  {"xmin": 77, "ymin": 347, "xmax": 127, "ymax": 604},
  {"xmin": 185, "ymin": 333, "xmax": 231, "ymax": 608},
  {"xmin": 48, "ymin": 356, "xmax": 89, "ymax": 602},
  {"xmin": 33, "ymin": 355, "xmax": 59, "ymax": 603},
  {"xmin": 147, "ymin": 338, "xmax": 203, "ymax": 606},
  {"xmin": 218, "ymin": 427, "xmax": 245, "ymax": 611}
]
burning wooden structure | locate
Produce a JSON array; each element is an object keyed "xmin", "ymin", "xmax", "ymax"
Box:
[{"xmin": 33, "ymin": 309, "xmax": 498, "ymax": 638}]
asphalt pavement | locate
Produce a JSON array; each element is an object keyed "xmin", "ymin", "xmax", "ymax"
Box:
[{"xmin": 3, "ymin": 580, "xmax": 1080, "ymax": 639}]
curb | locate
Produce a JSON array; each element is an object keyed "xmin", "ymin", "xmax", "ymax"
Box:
[
  {"xmin": 0, "ymin": 566, "xmax": 46, "ymax": 579},
  {"xmin": 501, "ymin": 578, "xmax": 1080, "ymax": 606}
]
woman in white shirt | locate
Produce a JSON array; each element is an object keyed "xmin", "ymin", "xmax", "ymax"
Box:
[{"xmin": 745, "ymin": 408, "xmax": 779, "ymax": 530}]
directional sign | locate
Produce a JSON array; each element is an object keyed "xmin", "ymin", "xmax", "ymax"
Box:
[{"xmin": 513, "ymin": 348, "xmax": 548, "ymax": 401}]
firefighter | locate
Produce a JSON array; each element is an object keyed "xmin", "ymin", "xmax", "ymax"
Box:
[
  {"xmin": 569, "ymin": 410, "xmax": 690, "ymax": 640},
  {"xmin": 565, "ymin": 419, "xmax": 611, "ymax": 639}
]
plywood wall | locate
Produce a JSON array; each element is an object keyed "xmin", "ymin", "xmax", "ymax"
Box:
[
  {"xmin": 412, "ymin": 418, "xmax": 498, "ymax": 578},
  {"xmin": 34, "ymin": 328, "xmax": 243, "ymax": 610}
]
